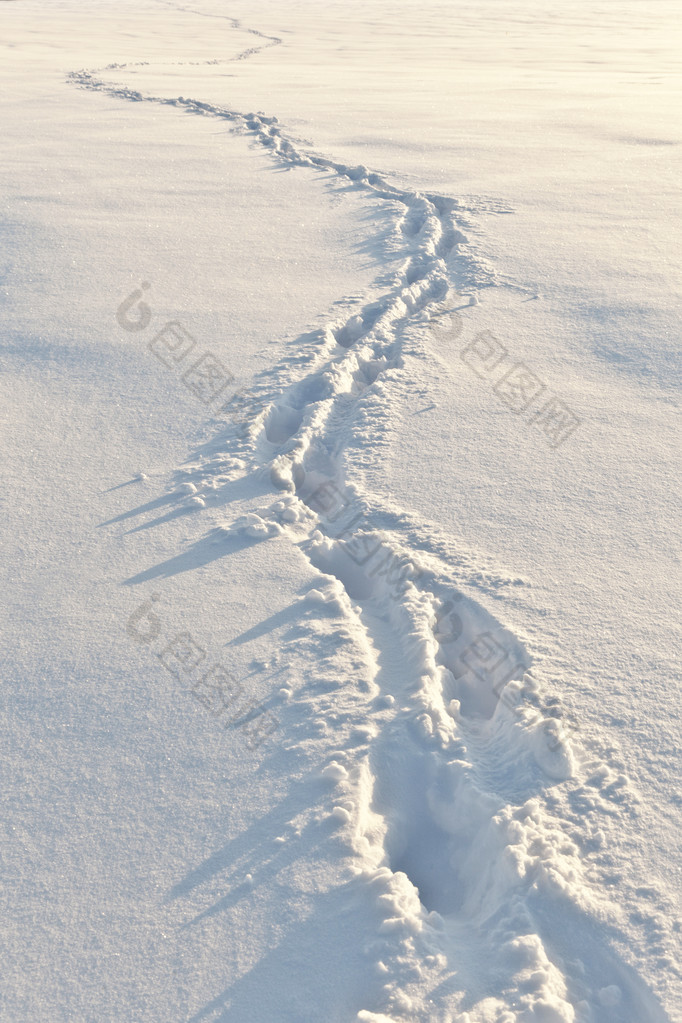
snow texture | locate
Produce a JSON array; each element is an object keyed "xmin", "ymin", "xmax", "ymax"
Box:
[{"xmin": 0, "ymin": 1, "xmax": 679, "ymax": 1021}]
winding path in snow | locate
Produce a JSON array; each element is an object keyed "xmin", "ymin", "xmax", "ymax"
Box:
[{"xmin": 69, "ymin": 4, "xmax": 674, "ymax": 1021}]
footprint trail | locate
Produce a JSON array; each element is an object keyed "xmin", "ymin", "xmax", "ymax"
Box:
[{"xmin": 75, "ymin": 8, "xmax": 676, "ymax": 1021}]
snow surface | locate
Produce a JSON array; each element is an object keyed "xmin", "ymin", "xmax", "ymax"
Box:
[{"xmin": 1, "ymin": 1, "xmax": 680, "ymax": 1021}]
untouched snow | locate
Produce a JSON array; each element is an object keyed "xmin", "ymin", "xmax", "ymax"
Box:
[{"xmin": 1, "ymin": 2, "xmax": 680, "ymax": 1022}]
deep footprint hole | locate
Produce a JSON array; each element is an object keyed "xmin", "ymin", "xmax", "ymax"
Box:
[{"xmin": 264, "ymin": 404, "xmax": 303, "ymax": 444}]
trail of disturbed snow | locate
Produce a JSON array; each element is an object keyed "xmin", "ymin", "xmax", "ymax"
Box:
[{"xmin": 69, "ymin": 6, "xmax": 675, "ymax": 1020}]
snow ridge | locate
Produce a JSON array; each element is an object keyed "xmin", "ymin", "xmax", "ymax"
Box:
[{"xmin": 71, "ymin": 13, "xmax": 675, "ymax": 1023}]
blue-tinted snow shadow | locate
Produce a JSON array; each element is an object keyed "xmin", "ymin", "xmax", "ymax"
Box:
[
  {"xmin": 167, "ymin": 772, "xmax": 377, "ymax": 1023},
  {"xmin": 121, "ymin": 526, "xmax": 271, "ymax": 585},
  {"xmin": 225, "ymin": 594, "xmax": 341, "ymax": 647},
  {"xmin": 100, "ymin": 491, "xmax": 193, "ymax": 528},
  {"xmin": 169, "ymin": 782, "xmax": 324, "ymax": 908},
  {"xmin": 185, "ymin": 882, "xmax": 373, "ymax": 1023}
]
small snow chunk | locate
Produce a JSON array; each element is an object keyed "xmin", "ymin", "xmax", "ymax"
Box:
[
  {"xmin": 448, "ymin": 699, "xmax": 462, "ymax": 720},
  {"xmin": 598, "ymin": 985, "xmax": 622, "ymax": 1007},
  {"xmin": 417, "ymin": 713, "xmax": 434, "ymax": 738},
  {"xmin": 331, "ymin": 805, "xmax": 352, "ymax": 824},
  {"xmin": 321, "ymin": 761, "xmax": 348, "ymax": 783},
  {"xmin": 212, "ymin": 525, "xmax": 233, "ymax": 542},
  {"xmin": 237, "ymin": 513, "xmax": 283, "ymax": 538},
  {"xmin": 350, "ymin": 726, "xmax": 376, "ymax": 744}
]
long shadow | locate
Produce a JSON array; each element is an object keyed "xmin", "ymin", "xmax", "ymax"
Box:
[
  {"xmin": 101, "ymin": 475, "xmax": 147, "ymax": 494},
  {"xmin": 100, "ymin": 491, "xmax": 180, "ymax": 526},
  {"xmin": 226, "ymin": 596, "xmax": 340, "ymax": 648},
  {"xmin": 184, "ymin": 811, "xmax": 325, "ymax": 929},
  {"xmin": 167, "ymin": 777, "xmax": 325, "ymax": 905},
  {"xmin": 183, "ymin": 877, "xmax": 377, "ymax": 1023},
  {"xmin": 123, "ymin": 504, "xmax": 206, "ymax": 534},
  {"xmin": 122, "ymin": 527, "xmax": 270, "ymax": 585}
]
